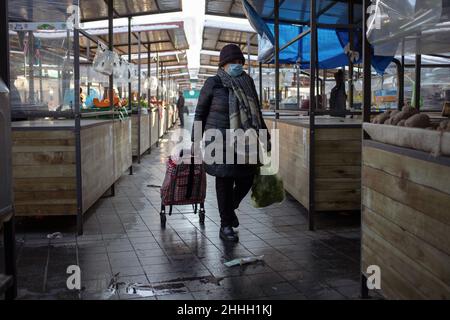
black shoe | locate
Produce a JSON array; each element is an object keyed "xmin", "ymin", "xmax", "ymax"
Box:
[{"xmin": 220, "ymin": 226, "xmax": 239, "ymax": 242}]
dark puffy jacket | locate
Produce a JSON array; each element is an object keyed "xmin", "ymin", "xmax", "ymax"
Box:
[{"xmin": 191, "ymin": 75, "xmax": 268, "ymax": 178}]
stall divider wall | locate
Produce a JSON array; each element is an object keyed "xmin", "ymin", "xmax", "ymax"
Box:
[
  {"xmin": 267, "ymin": 0, "xmax": 363, "ymax": 231},
  {"xmin": 10, "ymin": 0, "xmax": 132, "ymax": 235},
  {"xmin": 360, "ymin": 0, "xmax": 450, "ymax": 299},
  {"xmin": 0, "ymin": 0, "xmax": 16, "ymax": 300}
]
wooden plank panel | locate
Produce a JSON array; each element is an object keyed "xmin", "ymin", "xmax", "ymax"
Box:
[
  {"xmin": 12, "ymin": 130, "xmax": 74, "ymax": 140},
  {"xmin": 81, "ymin": 122, "xmax": 114, "ymax": 212},
  {"xmin": 132, "ymin": 114, "xmax": 151, "ymax": 156},
  {"xmin": 316, "ymin": 201, "xmax": 360, "ymax": 211},
  {"xmin": 266, "ymin": 119, "xmax": 309, "ymax": 208},
  {"xmin": 13, "ymin": 165, "xmax": 76, "ymax": 178},
  {"xmin": 114, "ymin": 118, "xmax": 132, "ymax": 180},
  {"xmin": 15, "ymin": 204, "xmax": 77, "ymax": 216},
  {"xmin": 15, "ymin": 190, "xmax": 77, "ymax": 201},
  {"xmin": 316, "ymin": 165, "xmax": 361, "ymax": 179},
  {"xmin": 316, "ymin": 189, "xmax": 360, "ymax": 203},
  {"xmin": 12, "ymin": 138, "xmax": 75, "ymax": 147},
  {"xmin": 362, "ymin": 165, "xmax": 450, "ymax": 227},
  {"xmin": 12, "ymin": 129, "xmax": 77, "ymax": 216},
  {"xmin": 12, "ymin": 145, "xmax": 75, "ymax": 152},
  {"xmin": 316, "ymin": 152, "xmax": 361, "ymax": 166},
  {"xmin": 363, "ymin": 146, "xmax": 450, "ymax": 195},
  {"xmin": 316, "ymin": 178, "xmax": 360, "ymax": 191},
  {"xmin": 363, "ymin": 206, "xmax": 450, "ymax": 285},
  {"xmin": 13, "ymin": 152, "xmax": 76, "ymax": 166},
  {"xmin": 361, "ymin": 242, "xmax": 427, "ymax": 300},
  {"xmin": 316, "ymin": 128, "xmax": 361, "ymax": 141},
  {"xmin": 150, "ymin": 111, "xmax": 159, "ymax": 146},
  {"xmin": 363, "ymin": 186, "xmax": 450, "ymax": 256},
  {"xmin": 14, "ymin": 177, "xmax": 76, "ymax": 191},
  {"xmin": 362, "ymin": 228, "xmax": 450, "ymax": 299},
  {"xmin": 316, "ymin": 140, "xmax": 361, "ymax": 153}
]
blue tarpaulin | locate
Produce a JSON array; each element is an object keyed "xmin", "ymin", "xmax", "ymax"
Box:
[{"xmin": 242, "ymin": 0, "xmax": 394, "ymax": 74}]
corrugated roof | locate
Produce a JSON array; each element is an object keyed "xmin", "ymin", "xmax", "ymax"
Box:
[
  {"xmin": 80, "ymin": 0, "xmax": 182, "ymax": 22},
  {"xmin": 9, "ymin": 0, "xmax": 183, "ymax": 22},
  {"xmin": 206, "ymin": 0, "xmax": 363, "ymax": 25},
  {"xmin": 202, "ymin": 26, "xmax": 258, "ymax": 55}
]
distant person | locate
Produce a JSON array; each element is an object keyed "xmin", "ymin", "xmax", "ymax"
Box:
[
  {"xmin": 329, "ymin": 69, "xmax": 347, "ymax": 116},
  {"xmin": 191, "ymin": 44, "xmax": 270, "ymax": 243},
  {"xmin": 177, "ymin": 91, "xmax": 185, "ymax": 127}
]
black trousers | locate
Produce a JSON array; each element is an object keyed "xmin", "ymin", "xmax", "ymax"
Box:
[
  {"xmin": 178, "ymin": 108, "xmax": 184, "ymax": 126},
  {"xmin": 215, "ymin": 175, "xmax": 254, "ymax": 227}
]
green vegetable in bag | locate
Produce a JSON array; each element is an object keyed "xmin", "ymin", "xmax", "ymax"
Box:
[{"xmin": 251, "ymin": 168, "xmax": 285, "ymax": 208}]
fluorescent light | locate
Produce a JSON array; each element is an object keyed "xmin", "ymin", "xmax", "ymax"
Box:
[{"xmin": 122, "ymin": 51, "xmax": 185, "ymax": 60}]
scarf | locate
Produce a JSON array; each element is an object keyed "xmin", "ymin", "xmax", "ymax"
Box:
[
  {"xmin": 217, "ymin": 68, "xmax": 265, "ymax": 164},
  {"xmin": 217, "ymin": 68, "xmax": 263, "ymax": 131}
]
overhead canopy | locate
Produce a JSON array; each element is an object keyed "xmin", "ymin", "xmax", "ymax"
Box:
[
  {"xmin": 206, "ymin": 0, "xmax": 363, "ymax": 24},
  {"xmin": 8, "ymin": 0, "xmax": 183, "ymax": 22},
  {"xmin": 202, "ymin": 26, "xmax": 258, "ymax": 56},
  {"xmin": 80, "ymin": 0, "xmax": 182, "ymax": 22},
  {"xmin": 366, "ymin": 0, "xmax": 450, "ymax": 57},
  {"xmin": 241, "ymin": 0, "xmax": 393, "ymax": 73},
  {"xmin": 79, "ymin": 22, "xmax": 189, "ymax": 58}
]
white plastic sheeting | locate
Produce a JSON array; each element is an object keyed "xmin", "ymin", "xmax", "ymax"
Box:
[{"xmin": 367, "ymin": 0, "xmax": 450, "ymax": 56}]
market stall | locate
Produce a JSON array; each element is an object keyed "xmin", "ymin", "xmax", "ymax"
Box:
[
  {"xmin": 8, "ymin": 0, "xmax": 164, "ymax": 234},
  {"xmin": 12, "ymin": 119, "xmax": 131, "ymax": 216},
  {"xmin": 265, "ymin": 117, "xmax": 362, "ymax": 211},
  {"xmin": 227, "ymin": 0, "xmax": 395, "ymax": 229},
  {"xmin": 360, "ymin": 0, "xmax": 450, "ymax": 299}
]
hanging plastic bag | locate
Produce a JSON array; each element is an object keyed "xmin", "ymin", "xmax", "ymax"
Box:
[
  {"xmin": 93, "ymin": 42, "xmax": 116, "ymax": 75},
  {"xmin": 251, "ymin": 152, "xmax": 285, "ymax": 208},
  {"xmin": 251, "ymin": 168, "xmax": 285, "ymax": 208}
]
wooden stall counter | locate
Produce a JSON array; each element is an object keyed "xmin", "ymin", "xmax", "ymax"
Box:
[
  {"xmin": 150, "ymin": 109, "xmax": 159, "ymax": 147},
  {"xmin": 265, "ymin": 116, "xmax": 362, "ymax": 212},
  {"xmin": 12, "ymin": 118, "xmax": 132, "ymax": 217},
  {"xmin": 361, "ymin": 124, "xmax": 450, "ymax": 299},
  {"xmin": 132, "ymin": 113, "xmax": 150, "ymax": 157}
]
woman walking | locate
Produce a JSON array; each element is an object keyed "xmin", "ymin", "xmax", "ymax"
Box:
[{"xmin": 191, "ymin": 44, "xmax": 270, "ymax": 242}]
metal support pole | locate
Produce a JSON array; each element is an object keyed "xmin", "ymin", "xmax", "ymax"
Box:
[
  {"xmin": 39, "ymin": 60, "xmax": 43, "ymax": 103},
  {"xmin": 156, "ymin": 55, "xmax": 160, "ymax": 147},
  {"xmin": 148, "ymin": 44, "xmax": 152, "ymax": 153},
  {"xmin": 74, "ymin": 28, "xmax": 83, "ymax": 235},
  {"xmin": 362, "ymin": 0, "xmax": 372, "ymax": 125},
  {"xmin": 128, "ymin": 17, "xmax": 133, "ymax": 175},
  {"xmin": 259, "ymin": 62, "xmax": 263, "ymax": 104},
  {"xmin": 274, "ymin": 0, "xmax": 280, "ymax": 119},
  {"xmin": 296, "ymin": 64, "xmax": 301, "ymax": 110},
  {"xmin": 108, "ymin": 0, "xmax": 114, "ymax": 110},
  {"xmin": 137, "ymin": 32, "xmax": 142, "ymax": 164},
  {"xmin": 414, "ymin": 54, "xmax": 421, "ymax": 110},
  {"xmin": 87, "ymin": 39, "xmax": 91, "ymax": 95},
  {"xmin": 348, "ymin": 0, "xmax": 354, "ymax": 109},
  {"xmin": 247, "ymin": 33, "xmax": 251, "ymax": 74},
  {"xmin": 128, "ymin": 17, "xmax": 132, "ymax": 109},
  {"xmin": 308, "ymin": 0, "xmax": 317, "ymax": 231}
]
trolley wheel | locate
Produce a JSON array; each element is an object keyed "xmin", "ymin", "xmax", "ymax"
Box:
[
  {"xmin": 160, "ymin": 205, "xmax": 167, "ymax": 228},
  {"xmin": 199, "ymin": 210, "xmax": 205, "ymax": 225}
]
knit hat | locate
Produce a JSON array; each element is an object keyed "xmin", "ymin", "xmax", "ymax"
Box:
[{"xmin": 219, "ymin": 44, "xmax": 245, "ymax": 67}]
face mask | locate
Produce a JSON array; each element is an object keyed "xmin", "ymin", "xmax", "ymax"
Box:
[{"xmin": 226, "ymin": 64, "xmax": 243, "ymax": 77}]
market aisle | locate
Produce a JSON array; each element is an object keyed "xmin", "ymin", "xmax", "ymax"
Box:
[{"xmin": 11, "ymin": 114, "xmax": 362, "ymax": 300}]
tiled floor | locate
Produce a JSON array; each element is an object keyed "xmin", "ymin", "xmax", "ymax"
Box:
[{"xmin": 3, "ymin": 115, "xmax": 364, "ymax": 300}]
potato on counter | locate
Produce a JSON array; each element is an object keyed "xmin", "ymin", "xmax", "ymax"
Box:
[{"xmin": 405, "ymin": 113, "xmax": 431, "ymax": 128}]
